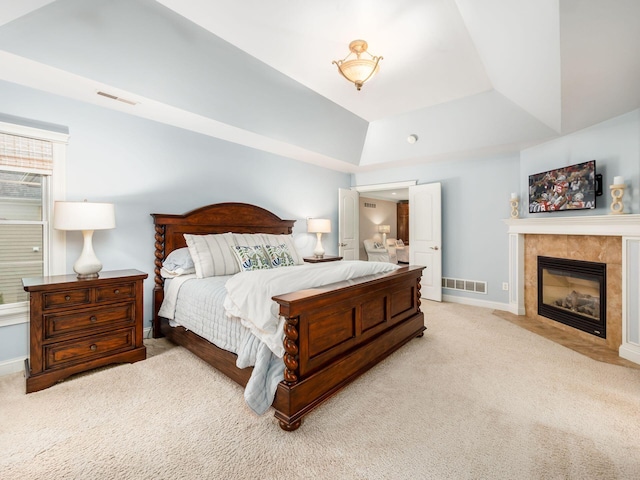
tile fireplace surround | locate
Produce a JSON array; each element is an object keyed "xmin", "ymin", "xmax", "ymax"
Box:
[{"xmin": 504, "ymin": 214, "xmax": 640, "ymax": 366}]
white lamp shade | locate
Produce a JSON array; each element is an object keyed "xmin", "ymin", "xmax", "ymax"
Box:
[
  {"xmin": 308, "ymin": 218, "xmax": 331, "ymax": 233},
  {"xmin": 54, "ymin": 201, "xmax": 116, "ymax": 231},
  {"xmin": 378, "ymin": 224, "xmax": 391, "ymax": 234},
  {"xmin": 53, "ymin": 201, "xmax": 115, "ymax": 279}
]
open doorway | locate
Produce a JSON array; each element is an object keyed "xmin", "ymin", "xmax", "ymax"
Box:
[
  {"xmin": 357, "ymin": 188, "xmax": 409, "ymax": 262},
  {"xmin": 341, "ymin": 182, "xmax": 442, "ymax": 301}
]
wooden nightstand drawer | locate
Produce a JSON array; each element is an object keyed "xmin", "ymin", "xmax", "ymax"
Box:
[
  {"xmin": 44, "ymin": 303, "xmax": 134, "ymax": 339},
  {"xmin": 44, "ymin": 327, "xmax": 135, "ymax": 370},
  {"xmin": 43, "ymin": 289, "xmax": 91, "ymax": 310},
  {"xmin": 96, "ymin": 283, "xmax": 135, "ymax": 302}
]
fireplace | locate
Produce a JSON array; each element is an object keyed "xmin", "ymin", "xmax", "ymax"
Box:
[{"xmin": 537, "ymin": 256, "xmax": 606, "ymax": 338}]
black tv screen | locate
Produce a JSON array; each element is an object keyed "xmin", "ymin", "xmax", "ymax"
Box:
[{"xmin": 528, "ymin": 160, "xmax": 597, "ymax": 213}]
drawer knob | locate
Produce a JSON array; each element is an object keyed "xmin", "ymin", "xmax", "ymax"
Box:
[
  {"xmin": 90, "ymin": 315, "xmax": 97, "ymax": 322},
  {"xmin": 65, "ymin": 295, "xmax": 71, "ymax": 301},
  {"xmin": 114, "ymin": 289, "xmax": 120, "ymax": 294},
  {"xmin": 90, "ymin": 344, "xmax": 97, "ymax": 352}
]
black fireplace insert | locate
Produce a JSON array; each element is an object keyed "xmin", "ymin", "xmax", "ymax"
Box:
[{"xmin": 537, "ymin": 256, "xmax": 606, "ymax": 338}]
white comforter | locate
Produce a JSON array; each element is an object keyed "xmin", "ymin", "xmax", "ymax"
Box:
[{"xmin": 223, "ymin": 260, "xmax": 400, "ymax": 357}]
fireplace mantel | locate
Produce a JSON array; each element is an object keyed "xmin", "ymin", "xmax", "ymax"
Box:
[
  {"xmin": 504, "ymin": 214, "xmax": 640, "ymax": 236},
  {"xmin": 504, "ymin": 214, "xmax": 640, "ymax": 365}
]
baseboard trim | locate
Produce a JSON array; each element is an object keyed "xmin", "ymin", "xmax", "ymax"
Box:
[
  {"xmin": 619, "ymin": 344, "xmax": 640, "ymax": 365},
  {"xmin": 442, "ymin": 294, "xmax": 511, "ymax": 312},
  {"xmin": 0, "ymin": 356, "xmax": 26, "ymax": 377}
]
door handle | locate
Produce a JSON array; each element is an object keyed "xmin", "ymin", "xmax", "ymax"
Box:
[
  {"xmin": 430, "ymin": 246, "xmax": 439, "ymax": 251},
  {"xmin": 339, "ymin": 242, "xmax": 348, "ymax": 247}
]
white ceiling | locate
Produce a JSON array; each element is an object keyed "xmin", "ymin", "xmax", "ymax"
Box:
[{"xmin": 0, "ymin": 0, "xmax": 639, "ymax": 172}]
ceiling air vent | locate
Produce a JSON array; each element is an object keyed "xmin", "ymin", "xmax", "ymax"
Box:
[
  {"xmin": 364, "ymin": 202, "xmax": 376, "ymax": 208},
  {"xmin": 96, "ymin": 91, "xmax": 137, "ymax": 106}
]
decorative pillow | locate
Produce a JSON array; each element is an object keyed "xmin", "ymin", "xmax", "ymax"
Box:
[
  {"xmin": 260, "ymin": 234, "xmax": 304, "ymax": 265},
  {"xmin": 264, "ymin": 243, "xmax": 296, "ymax": 268},
  {"xmin": 373, "ymin": 241, "xmax": 384, "ymax": 249},
  {"xmin": 161, "ymin": 247, "xmax": 196, "ymax": 278},
  {"xmin": 184, "ymin": 233, "xmax": 240, "ymax": 278},
  {"xmin": 231, "ymin": 245, "xmax": 272, "ymax": 272},
  {"xmin": 396, "ymin": 239, "xmax": 405, "ymax": 247}
]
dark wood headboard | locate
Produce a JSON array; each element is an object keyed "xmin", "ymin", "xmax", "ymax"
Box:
[{"xmin": 150, "ymin": 202, "xmax": 295, "ymax": 334}]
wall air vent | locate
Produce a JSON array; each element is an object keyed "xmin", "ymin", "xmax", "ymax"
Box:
[
  {"xmin": 364, "ymin": 202, "xmax": 376, "ymax": 208},
  {"xmin": 442, "ymin": 277, "xmax": 487, "ymax": 294},
  {"xmin": 96, "ymin": 91, "xmax": 137, "ymax": 106}
]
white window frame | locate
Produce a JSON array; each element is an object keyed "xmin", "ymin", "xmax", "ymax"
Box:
[{"xmin": 0, "ymin": 121, "xmax": 68, "ymax": 327}]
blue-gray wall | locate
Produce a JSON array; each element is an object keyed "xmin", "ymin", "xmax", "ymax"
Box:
[
  {"xmin": 0, "ymin": 80, "xmax": 350, "ymax": 365},
  {"xmin": 354, "ymin": 154, "xmax": 520, "ymax": 306}
]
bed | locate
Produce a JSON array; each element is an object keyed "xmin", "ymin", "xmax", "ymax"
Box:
[{"xmin": 152, "ymin": 202, "xmax": 425, "ymax": 431}]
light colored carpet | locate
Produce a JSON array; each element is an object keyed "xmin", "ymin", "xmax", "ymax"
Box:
[{"xmin": 1, "ymin": 302, "xmax": 639, "ymax": 479}]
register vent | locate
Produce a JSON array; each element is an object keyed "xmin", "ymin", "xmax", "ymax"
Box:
[
  {"xmin": 442, "ymin": 277, "xmax": 487, "ymax": 294},
  {"xmin": 364, "ymin": 202, "xmax": 376, "ymax": 208},
  {"xmin": 97, "ymin": 91, "xmax": 138, "ymax": 106}
]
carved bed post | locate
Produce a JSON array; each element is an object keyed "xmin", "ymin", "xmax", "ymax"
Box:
[
  {"xmin": 279, "ymin": 315, "xmax": 302, "ymax": 431},
  {"xmin": 153, "ymin": 224, "xmax": 166, "ymax": 338},
  {"xmin": 282, "ymin": 316, "xmax": 300, "ymax": 385}
]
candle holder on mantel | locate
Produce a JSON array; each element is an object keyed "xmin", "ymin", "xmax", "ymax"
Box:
[
  {"xmin": 510, "ymin": 194, "xmax": 519, "ymax": 219},
  {"xmin": 610, "ymin": 175, "xmax": 626, "ymax": 214},
  {"xmin": 610, "ymin": 184, "xmax": 626, "ymax": 214}
]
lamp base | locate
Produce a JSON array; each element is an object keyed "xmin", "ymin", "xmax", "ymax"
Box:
[
  {"xmin": 313, "ymin": 232, "xmax": 325, "ymax": 258},
  {"xmin": 73, "ymin": 230, "xmax": 104, "ymax": 280},
  {"xmin": 76, "ymin": 272, "xmax": 100, "ymax": 280}
]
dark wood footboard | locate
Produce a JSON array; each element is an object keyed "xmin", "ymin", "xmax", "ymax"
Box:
[{"xmin": 272, "ymin": 265, "xmax": 425, "ymax": 430}]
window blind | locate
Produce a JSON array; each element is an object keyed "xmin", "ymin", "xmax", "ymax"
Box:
[{"xmin": 0, "ymin": 133, "xmax": 53, "ymax": 174}]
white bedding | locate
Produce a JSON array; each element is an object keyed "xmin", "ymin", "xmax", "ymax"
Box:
[{"xmin": 158, "ymin": 260, "xmax": 400, "ymax": 415}]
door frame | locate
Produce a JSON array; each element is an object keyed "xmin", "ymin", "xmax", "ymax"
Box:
[{"xmin": 353, "ymin": 180, "xmax": 418, "ymax": 196}]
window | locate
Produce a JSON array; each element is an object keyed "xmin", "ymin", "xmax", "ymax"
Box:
[{"xmin": 0, "ymin": 122, "xmax": 67, "ymax": 326}]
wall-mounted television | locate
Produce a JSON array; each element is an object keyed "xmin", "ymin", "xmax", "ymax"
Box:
[{"xmin": 528, "ymin": 160, "xmax": 601, "ymax": 213}]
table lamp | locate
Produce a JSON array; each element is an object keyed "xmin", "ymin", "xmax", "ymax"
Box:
[
  {"xmin": 307, "ymin": 218, "xmax": 331, "ymax": 258},
  {"xmin": 378, "ymin": 224, "xmax": 391, "ymax": 245},
  {"xmin": 54, "ymin": 200, "xmax": 116, "ymax": 279}
]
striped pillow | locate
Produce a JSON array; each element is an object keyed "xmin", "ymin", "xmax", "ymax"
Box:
[{"xmin": 184, "ymin": 233, "xmax": 239, "ymax": 278}]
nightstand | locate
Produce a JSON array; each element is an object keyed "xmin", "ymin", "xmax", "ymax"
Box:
[
  {"xmin": 22, "ymin": 269, "xmax": 148, "ymax": 393},
  {"xmin": 303, "ymin": 255, "xmax": 343, "ymax": 263}
]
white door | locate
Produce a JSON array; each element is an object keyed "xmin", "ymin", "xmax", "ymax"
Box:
[
  {"xmin": 338, "ymin": 188, "xmax": 359, "ymax": 260},
  {"xmin": 409, "ymin": 182, "xmax": 442, "ymax": 301}
]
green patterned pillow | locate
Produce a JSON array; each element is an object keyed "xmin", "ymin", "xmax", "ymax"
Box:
[
  {"xmin": 264, "ymin": 243, "xmax": 296, "ymax": 268},
  {"xmin": 231, "ymin": 245, "xmax": 272, "ymax": 271}
]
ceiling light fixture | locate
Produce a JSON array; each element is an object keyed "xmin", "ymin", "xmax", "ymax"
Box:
[{"xmin": 332, "ymin": 40, "xmax": 382, "ymax": 91}]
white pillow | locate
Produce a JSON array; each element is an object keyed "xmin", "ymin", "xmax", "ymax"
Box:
[
  {"xmin": 260, "ymin": 234, "xmax": 304, "ymax": 265},
  {"xmin": 232, "ymin": 233, "xmax": 265, "ymax": 248},
  {"xmin": 184, "ymin": 233, "xmax": 240, "ymax": 278},
  {"xmin": 160, "ymin": 247, "xmax": 196, "ymax": 278}
]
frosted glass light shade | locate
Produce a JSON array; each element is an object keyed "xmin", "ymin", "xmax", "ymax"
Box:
[
  {"xmin": 53, "ymin": 201, "xmax": 115, "ymax": 279},
  {"xmin": 378, "ymin": 224, "xmax": 391, "ymax": 234},
  {"xmin": 333, "ymin": 40, "xmax": 382, "ymax": 91}
]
